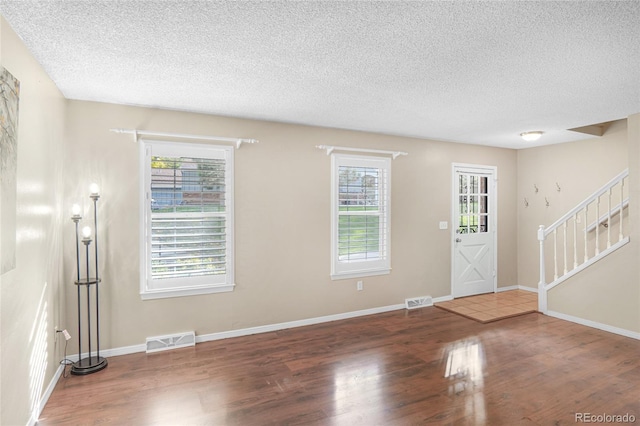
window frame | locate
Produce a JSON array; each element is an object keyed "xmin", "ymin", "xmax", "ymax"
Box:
[
  {"xmin": 330, "ymin": 153, "xmax": 391, "ymax": 280},
  {"xmin": 139, "ymin": 139, "xmax": 235, "ymax": 300}
]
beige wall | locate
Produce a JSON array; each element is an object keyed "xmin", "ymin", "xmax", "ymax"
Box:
[
  {"xmin": 63, "ymin": 100, "xmax": 518, "ymax": 349},
  {"xmin": 517, "ymin": 121, "xmax": 629, "ymax": 289},
  {"xmin": 517, "ymin": 119, "xmax": 640, "ymax": 333},
  {"xmin": 0, "ymin": 17, "xmax": 67, "ymax": 426}
]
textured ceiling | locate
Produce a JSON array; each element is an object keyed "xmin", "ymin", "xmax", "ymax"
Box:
[{"xmin": 1, "ymin": 1, "xmax": 639, "ymax": 148}]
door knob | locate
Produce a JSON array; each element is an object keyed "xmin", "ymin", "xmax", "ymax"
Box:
[{"xmin": 456, "ymin": 238, "xmax": 462, "ymax": 242}]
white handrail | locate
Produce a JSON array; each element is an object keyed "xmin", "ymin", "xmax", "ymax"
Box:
[
  {"xmin": 585, "ymin": 198, "xmax": 629, "ymax": 233},
  {"xmin": 543, "ymin": 169, "xmax": 629, "ymax": 237},
  {"xmin": 538, "ymin": 169, "xmax": 630, "ymax": 314}
]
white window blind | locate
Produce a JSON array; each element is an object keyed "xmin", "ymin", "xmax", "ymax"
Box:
[
  {"xmin": 140, "ymin": 140, "xmax": 234, "ymax": 299},
  {"xmin": 331, "ymin": 154, "xmax": 391, "ymax": 279}
]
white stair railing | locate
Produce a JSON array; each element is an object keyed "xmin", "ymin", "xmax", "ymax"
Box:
[{"xmin": 538, "ymin": 169, "xmax": 630, "ymax": 313}]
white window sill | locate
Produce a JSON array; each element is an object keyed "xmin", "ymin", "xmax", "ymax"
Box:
[
  {"xmin": 330, "ymin": 269, "xmax": 391, "ymax": 281},
  {"xmin": 141, "ymin": 283, "xmax": 235, "ymax": 300}
]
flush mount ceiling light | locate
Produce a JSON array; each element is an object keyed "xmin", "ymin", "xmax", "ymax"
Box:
[{"xmin": 520, "ymin": 131, "xmax": 544, "ymax": 142}]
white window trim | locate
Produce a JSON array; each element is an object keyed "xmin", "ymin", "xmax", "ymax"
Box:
[
  {"xmin": 139, "ymin": 139, "xmax": 235, "ymax": 300},
  {"xmin": 330, "ymin": 154, "xmax": 391, "ymax": 280}
]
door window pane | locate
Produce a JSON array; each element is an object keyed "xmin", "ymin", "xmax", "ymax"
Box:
[
  {"xmin": 480, "ymin": 176, "xmax": 488, "ymax": 194},
  {"xmin": 470, "ymin": 175, "xmax": 478, "ymax": 193},
  {"xmin": 470, "ymin": 196, "xmax": 478, "ymax": 213},
  {"xmin": 458, "ymin": 172, "xmax": 490, "ymax": 235},
  {"xmin": 459, "ymin": 196, "xmax": 468, "ymax": 214},
  {"xmin": 459, "ymin": 174, "xmax": 467, "ymax": 195},
  {"xmin": 480, "ymin": 215, "xmax": 489, "ymax": 233}
]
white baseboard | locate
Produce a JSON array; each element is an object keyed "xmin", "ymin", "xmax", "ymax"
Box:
[
  {"xmin": 196, "ymin": 303, "xmax": 406, "ymax": 343},
  {"xmin": 66, "ymin": 343, "xmax": 146, "ymax": 362},
  {"xmin": 547, "ymin": 310, "xmax": 640, "ymax": 340},
  {"xmin": 61, "ymin": 290, "xmax": 537, "ymax": 363},
  {"xmin": 63, "ymin": 303, "xmax": 411, "ymax": 362},
  {"xmin": 496, "ymin": 285, "xmax": 538, "ymax": 293},
  {"xmin": 106, "ymin": 343, "xmax": 147, "ymax": 357},
  {"xmin": 32, "ymin": 363, "xmax": 65, "ymax": 425}
]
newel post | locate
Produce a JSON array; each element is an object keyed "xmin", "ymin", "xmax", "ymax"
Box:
[{"xmin": 538, "ymin": 225, "xmax": 547, "ymax": 314}]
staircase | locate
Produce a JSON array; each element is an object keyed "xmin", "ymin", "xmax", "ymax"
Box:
[{"xmin": 538, "ymin": 169, "xmax": 630, "ymax": 313}]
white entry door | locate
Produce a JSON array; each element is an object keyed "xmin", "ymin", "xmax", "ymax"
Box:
[{"xmin": 452, "ymin": 164, "xmax": 497, "ymax": 298}]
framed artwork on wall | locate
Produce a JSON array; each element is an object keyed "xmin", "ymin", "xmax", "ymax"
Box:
[{"xmin": 0, "ymin": 66, "xmax": 20, "ymax": 275}]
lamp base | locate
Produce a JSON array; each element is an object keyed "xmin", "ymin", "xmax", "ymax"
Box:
[{"xmin": 70, "ymin": 356, "xmax": 108, "ymax": 375}]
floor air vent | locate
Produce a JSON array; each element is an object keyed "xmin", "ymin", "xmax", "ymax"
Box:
[
  {"xmin": 405, "ymin": 296, "xmax": 433, "ymax": 310},
  {"xmin": 146, "ymin": 331, "xmax": 196, "ymax": 353}
]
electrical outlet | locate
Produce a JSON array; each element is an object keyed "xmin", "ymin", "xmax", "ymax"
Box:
[
  {"xmin": 439, "ymin": 221, "xmax": 448, "ymax": 230},
  {"xmin": 357, "ymin": 281, "xmax": 363, "ymax": 291}
]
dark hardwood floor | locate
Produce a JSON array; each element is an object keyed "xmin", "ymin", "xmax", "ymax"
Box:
[{"xmin": 38, "ymin": 307, "xmax": 640, "ymax": 425}]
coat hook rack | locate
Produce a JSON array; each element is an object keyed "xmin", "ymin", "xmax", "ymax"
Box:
[
  {"xmin": 556, "ymin": 182, "xmax": 561, "ymax": 192},
  {"xmin": 534, "ymin": 184, "xmax": 539, "ymax": 193},
  {"xmin": 545, "ymin": 197, "xmax": 550, "ymax": 207},
  {"xmin": 524, "ymin": 197, "xmax": 529, "ymax": 207}
]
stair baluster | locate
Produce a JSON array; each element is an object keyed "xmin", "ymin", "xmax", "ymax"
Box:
[{"xmin": 538, "ymin": 169, "xmax": 630, "ymax": 314}]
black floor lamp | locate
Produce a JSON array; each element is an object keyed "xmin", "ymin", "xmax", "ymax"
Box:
[{"xmin": 70, "ymin": 184, "xmax": 107, "ymax": 375}]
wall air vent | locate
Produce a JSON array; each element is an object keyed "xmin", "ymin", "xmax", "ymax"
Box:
[
  {"xmin": 145, "ymin": 331, "xmax": 196, "ymax": 353},
  {"xmin": 405, "ymin": 296, "xmax": 433, "ymax": 310}
]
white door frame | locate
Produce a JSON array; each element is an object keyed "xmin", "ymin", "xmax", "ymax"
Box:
[{"xmin": 450, "ymin": 163, "xmax": 498, "ymax": 297}]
